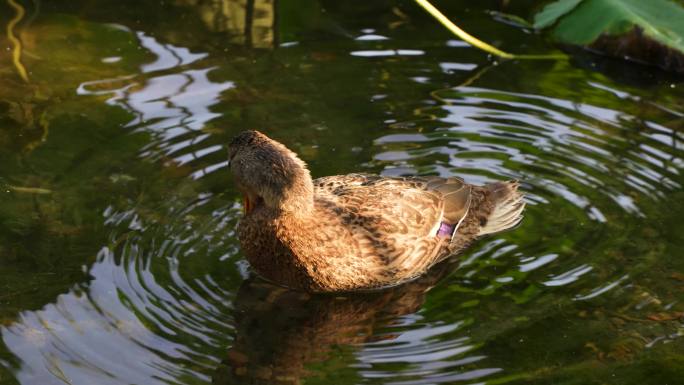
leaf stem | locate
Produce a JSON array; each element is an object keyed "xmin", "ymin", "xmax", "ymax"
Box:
[
  {"xmin": 6, "ymin": 0, "xmax": 30, "ymax": 82},
  {"xmin": 413, "ymin": 0, "xmax": 566, "ymax": 60}
]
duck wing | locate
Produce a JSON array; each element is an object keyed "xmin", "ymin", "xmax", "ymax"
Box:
[
  {"xmin": 314, "ymin": 174, "xmax": 471, "ymax": 277},
  {"xmin": 316, "ymin": 174, "xmax": 471, "ymax": 237}
]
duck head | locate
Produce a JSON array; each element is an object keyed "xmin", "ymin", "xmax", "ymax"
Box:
[{"xmin": 228, "ymin": 130, "xmax": 314, "ymax": 216}]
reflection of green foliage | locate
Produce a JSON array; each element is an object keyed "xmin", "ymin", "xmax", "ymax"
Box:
[
  {"xmin": 277, "ymin": 0, "xmax": 326, "ymax": 43},
  {"xmin": 1, "ymin": 2, "xmax": 684, "ymax": 385},
  {"xmin": 0, "ymin": 14, "xmax": 151, "ymax": 155},
  {"xmin": 21, "ymin": 14, "xmax": 151, "ymax": 82},
  {"xmin": 408, "ymin": 55, "xmax": 684, "ymax": 384},
  {"xmin": 0, "ymin": 13, "xmax": 154, "ymax": 317},
  {"xmin": 511, "ymin": 341, "xmax": 684, "ymax": 385}
]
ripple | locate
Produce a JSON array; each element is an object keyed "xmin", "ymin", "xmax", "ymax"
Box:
[
  {"xmin": 355, "ymin": 34, "xmax": 390, "ymax": 41},
  {"xmin": 3, "ymin": 197, "xmax": 241, "ymax": 385},
  {"xmin": 372, "ymin": 80, "xmax": 684, "ymax": 333},
  {"xmin": 76, "ymin": 32, "xmax": 234, "ymax": 176},
  {"xmin": 378, "ymin": 86, "xmax": 684, "ymax": 218},
  {"xmin": 3, "ymin": 10, "xmax": 684, "ymax": 385},
  {"xmin": 351, "ymin": 49, "xmax": 425, "ymax": 57}
]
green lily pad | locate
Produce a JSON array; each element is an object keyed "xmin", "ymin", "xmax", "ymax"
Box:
[
  {"xmin": 533, "ymin": 0, "xmax": 583, "ymax": 29},
  {"xmin": 534, "ymin": 0, "xmax": 684, "ymax": 72}
]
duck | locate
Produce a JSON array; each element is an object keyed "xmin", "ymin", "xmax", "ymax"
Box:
[{"xmin": 228, "ymin": 130, "xmax": 524, "ymax": 293}]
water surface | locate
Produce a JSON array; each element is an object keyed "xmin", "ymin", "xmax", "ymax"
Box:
[{"xmin": 1, "ymin": 1, "xmax": 683, "ymax": 384}]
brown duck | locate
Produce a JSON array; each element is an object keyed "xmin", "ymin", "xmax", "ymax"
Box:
[{"xmin": 228, "ymin": 130, "xmax": 524, "ymax": 292}]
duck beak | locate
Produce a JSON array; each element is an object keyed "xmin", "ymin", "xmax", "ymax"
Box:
[{"xmin": 242, "ymin": 194, "xmax": 254, "ymax": 215}]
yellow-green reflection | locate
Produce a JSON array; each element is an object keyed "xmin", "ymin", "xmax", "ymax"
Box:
[{"xmin": 0, "ymin": 1, "xmax": 683, "ymax": 385}]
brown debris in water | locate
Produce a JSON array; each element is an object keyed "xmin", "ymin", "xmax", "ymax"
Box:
[{"xmin": 589, "ymin": 27, "xmax": 684, "ymax": 74}]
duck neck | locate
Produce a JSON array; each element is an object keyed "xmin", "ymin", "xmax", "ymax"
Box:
[
  {"xmin": 247, "ymin": 137, "xmax": 316, "ymax": 216},
  {"xmin": 276, "ymin": 172, "xmax": 314, "ymax": 216}
]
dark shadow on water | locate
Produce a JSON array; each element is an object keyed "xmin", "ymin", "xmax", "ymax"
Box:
[{"xmin": 213, "ymin": 259, "xmax": 460, "ymax": 385}]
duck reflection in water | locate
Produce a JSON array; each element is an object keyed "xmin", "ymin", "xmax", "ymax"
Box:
[{"xmin": 213, "ymin": 259, "xmax": 459, "ymax": 385}]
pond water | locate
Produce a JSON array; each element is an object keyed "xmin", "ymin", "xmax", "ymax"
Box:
[{"xmin": 1, "ymin": 1, "xmax": 683, "ymax": 384}]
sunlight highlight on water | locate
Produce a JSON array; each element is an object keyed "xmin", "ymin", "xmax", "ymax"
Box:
[{"xmin": 2, "ymin": 4, "xmax": 684, "ymax": 385}]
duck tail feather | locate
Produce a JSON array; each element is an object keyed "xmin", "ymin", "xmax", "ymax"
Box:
[{"xmin": 478, "ymin": 180, "xmax": 525, "ymax": 236}]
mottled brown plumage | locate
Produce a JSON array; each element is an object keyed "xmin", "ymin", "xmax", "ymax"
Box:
[{"xmin": 228, "ymin": 130, "xmax": 525, "ymax": 292}]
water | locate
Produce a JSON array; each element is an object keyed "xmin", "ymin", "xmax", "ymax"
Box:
[{"xmin": 1, "ymin": 1, "xmax": 683, "ymax": 384}]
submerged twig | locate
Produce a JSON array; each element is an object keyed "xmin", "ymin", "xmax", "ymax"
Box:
[
  {"xmin": 413, "ymin": 0, "xmax": 566, "ymax": 60},
  {"xmin": 6, "ymin": 0, "xmax": 30, "ymax": 82},
  {"xmin": 8, "ymin": 185, "xmax": 52, "ymax": 194}
]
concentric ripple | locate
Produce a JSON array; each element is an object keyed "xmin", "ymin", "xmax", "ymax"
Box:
[
  {"xmin": 2, "ymin": 9, "xmax": 684, "ymax": 385},
  {"xmin": 3, "ymin": 196, "xmax": 241, "ymax": 385},
  {"xmin": 377, "ymin": 85, "xmax": 684, "ymax": 218},
  {"xmin": 361, "ymin": 80, "xmax": 684, "ymax": 384}
]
